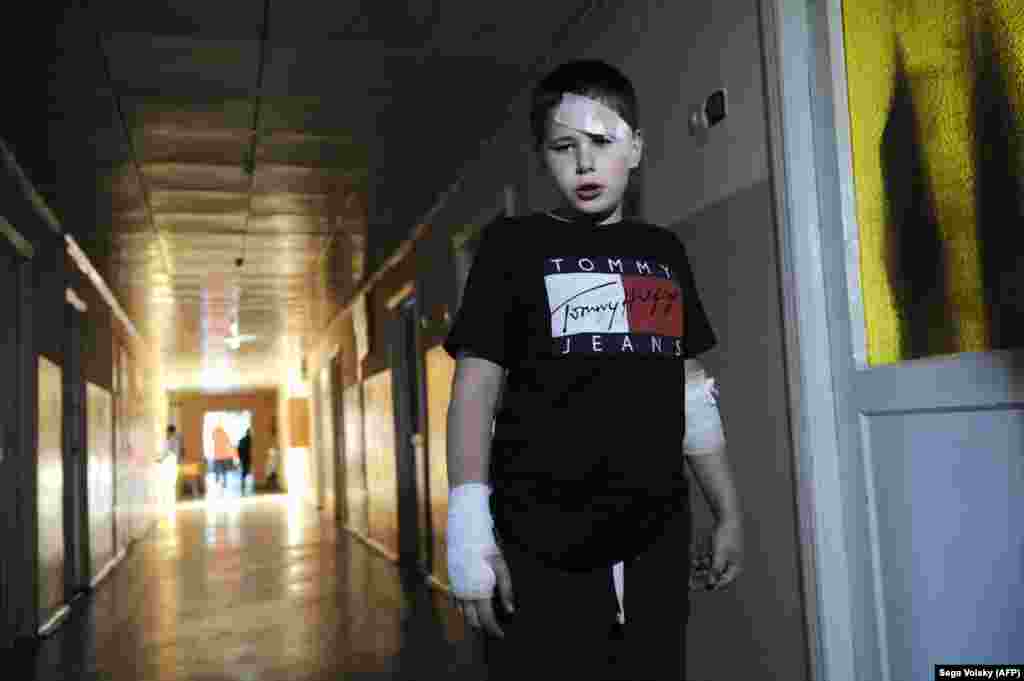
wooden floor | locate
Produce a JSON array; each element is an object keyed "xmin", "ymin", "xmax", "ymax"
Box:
[{"xmin": 29, "ymin": 481, "xmax": 484, "ymax": 680}]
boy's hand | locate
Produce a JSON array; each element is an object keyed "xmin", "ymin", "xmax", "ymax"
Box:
[
  {"xmin": 706, "ymin": 519, "xmax": 744, "ymax": 590},
  {"xmin": 457, "ymin": 552, "xmax": 515, "ymax": 638}
]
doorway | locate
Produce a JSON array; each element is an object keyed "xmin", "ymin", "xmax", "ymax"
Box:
[
  {"xmin": 202, "ymin": 410, "xmax": 251, "ymax": 496},
  {"xmin": 767, "ymin": 1, "xmax": 1024, "ymax": 677},
  {"xmin": 390, "ymin": 294, "xmax": 431, "ymax": 576}
]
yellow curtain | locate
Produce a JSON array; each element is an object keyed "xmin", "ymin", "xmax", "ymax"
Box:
[{"xmin": 842, "ymin": 0, "xmax": 1024, "ymax": 363}]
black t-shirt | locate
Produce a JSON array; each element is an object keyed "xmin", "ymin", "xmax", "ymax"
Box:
[{"xmin": 444, "ymin": 212, "xmax": 717, "ymax": 571}]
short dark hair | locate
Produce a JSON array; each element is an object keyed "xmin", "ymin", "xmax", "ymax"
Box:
[{"xmin": 529, "ymin": 59, "xmax": 639, "ymax": 149}]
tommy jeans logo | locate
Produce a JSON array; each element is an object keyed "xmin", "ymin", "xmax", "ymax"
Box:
[{"xmin": 544, "ymin": 256, "xmax": 684, "ymax": 356}]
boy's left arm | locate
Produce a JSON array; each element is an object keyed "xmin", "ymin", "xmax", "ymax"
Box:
[
  {"xmin": 686, "ymin": 452, "xmax": 744, "ymax": 587},
  {"xmin": 684, "ymin": 358, "xmax": 745, "ymax": 590}
]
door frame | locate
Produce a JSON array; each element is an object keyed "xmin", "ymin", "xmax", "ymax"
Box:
[
  {"xmin": 388, "ymin": 290, "xmax": 431, "ymax": 575},
  {"xmin": 761, "ymin": 0, "xmax": 863, "ymax": 679},
  {"xmin": 317, "ymin": 360, "xmax": 338, "ymax": 514},
  {"xmin": 313, "ymin": 367, "xmax": 327, "ymax": 511},
  {"xmin": 406, "ymin": 295, "xmax": 432, "ymax": 575},
  {"xmin": 62, "ymin": 289, "xmax": 91, "ymax": 599},
  {"xmin": 0, "ymin": 221, "xmax": 35, "ymax": 650},
  {"xmin": 330, "ymin": 354, "xmax": 348, "ymax": 529}
]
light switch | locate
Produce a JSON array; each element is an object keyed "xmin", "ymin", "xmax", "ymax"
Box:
[
  {"xmin": 689, "ymin": 88, "xmax": 729, "ymax": 137},
  {"xmin": 706, "ymin": 88, "xmax": 728, "ymax": 127}
]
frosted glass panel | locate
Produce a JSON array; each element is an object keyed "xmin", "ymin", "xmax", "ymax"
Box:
[
  {"xmin": 842, "ymin": 1, "xmax": 1024, "ymax": 364},
  {"xmin": 87, "ymin": 382, "xmax": 115, "ymax": 578},
  {"xmin": 37, "ymin": 356, "xmax": 64, "ymax": 620},
  {"xmin": 343, "ymin": 383, "xmax": 368, "ymax": 535}
]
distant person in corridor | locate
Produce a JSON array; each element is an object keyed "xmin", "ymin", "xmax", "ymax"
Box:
[
  {"xmin": 237, "ymin": 428, "xmax": 252, "ymax": 495},
  {"xmin": 443, "ymin": 59, "xmax": 745, "ymax": 681},
  {"xmin": 165, "ymin": 424, "xmax": 198, "ymax": 497},
  {"xmin": 212, "ymin": 424, "xmax": 234, "ymax": 489},
  {"xmin": 163, "ymin": 424, "xmax": 182, "ymax": 463}
]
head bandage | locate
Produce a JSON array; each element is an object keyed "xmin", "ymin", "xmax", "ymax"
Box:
[
  {"xmin": 684, "ymin": 369, "xmax": 726, "ymax": 455},
  {"xmin": 552, "ymin": 92, "xmax": 632, "ymax": 141}
]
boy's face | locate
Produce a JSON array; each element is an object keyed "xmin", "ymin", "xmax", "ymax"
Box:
[{"xmin": 541, "ymin": 98, "xmax": 642, "ymax": 224}]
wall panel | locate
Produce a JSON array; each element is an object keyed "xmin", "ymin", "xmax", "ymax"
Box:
[
  {"xmin": 86, "ymin": 382, "xmax": 114, "ymax": 580},
  {"xmin": 112, "ymin": 342, "xmax": 164, "ymax": 550},
  {"xmin": 363, "ymin": 370, "xmax": 397, "ymax": 557},
  {"xmin": 115, "ymin": 348, "xmax": 144, "ymax": 547},
  {"xmin": 36, "ymin": 355, "xmax": 63, "ymax": 623},
  {"xmin": 424, "ymin": 346, "xmax": 455, "ymax": 585},
  {"xmin": 342, "ymin": 382, "xmax": 368, "ymax": 536},
  {"xmin": 676, "ymin": 181, "xmax": 807, "ymax": 681},
  {"xmin": 864, "ymin": 407, "xmax": 1024, "ymax": 679},
  {"xmin": 318, "ymin": 367, "xmax": 337, "ymax": 514},
  {"xmin": 288, "ymin": 398, "xmax": 311, "ymax": 448}
]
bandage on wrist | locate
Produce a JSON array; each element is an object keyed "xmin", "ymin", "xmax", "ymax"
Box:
[
  {"xmin": 684, "ymin": 372, "xmax": 726, "ymax": 455},
  {"xmin": 447, "ymin": 482, "xmax": 500, "ymax": 599}
]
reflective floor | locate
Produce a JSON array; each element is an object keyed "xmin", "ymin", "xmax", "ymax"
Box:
[
  {"xmin": 195, "ymin": 469, "xmax": 265, "ymax": 499},
  {"xmin": 30, "ymin": 490, "xmax": 484, "ymax": 680}
]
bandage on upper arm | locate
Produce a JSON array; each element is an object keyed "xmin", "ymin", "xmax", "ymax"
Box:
[{"xmin": 684, "ymin": 361, "xmax": 725, "ymax": 455}]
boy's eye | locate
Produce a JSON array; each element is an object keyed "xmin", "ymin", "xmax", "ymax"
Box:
[{"xmin": 549, "ymin": 137, "xmax": 611, "ymax": 152}]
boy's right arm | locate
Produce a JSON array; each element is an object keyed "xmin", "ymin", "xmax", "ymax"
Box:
[
  {"xmin": 447, "ymin": 352, "xmax": 505, "ymax": 487},
  {"xmin": 447, "ymin": 352, "xmax": 516, "ymax": 637}
]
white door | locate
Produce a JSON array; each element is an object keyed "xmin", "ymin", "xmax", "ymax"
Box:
[{"xmin": 768, "ymin": 1, "xmax": 1024, "ymax": 680}]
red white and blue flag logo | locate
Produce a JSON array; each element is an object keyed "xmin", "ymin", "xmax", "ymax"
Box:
[{"xmin": 544, "ymin": 256, "xmax": 684, "ymax": 356}]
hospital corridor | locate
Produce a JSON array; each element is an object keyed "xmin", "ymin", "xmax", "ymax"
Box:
[{"xmin": 4, "ymin": 1, "xmax": 1022, "ymax": 680}]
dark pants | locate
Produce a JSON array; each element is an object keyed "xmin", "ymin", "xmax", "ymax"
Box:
[
  {"xmin": 213, "ymin": 460, "xmax": 229, "ymax": 486},
  {"xmin": 484, "ymin": 509, "xmax": 692, "ymax": 681}
]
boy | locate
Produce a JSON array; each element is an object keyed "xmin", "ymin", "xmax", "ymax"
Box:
[{"xmin": 444, "ymin": 59, "xmax": 744, "ymax": 680}]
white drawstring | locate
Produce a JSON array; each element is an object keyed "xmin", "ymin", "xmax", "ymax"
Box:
[
  {"xmin": 705, "ymin": 377, "xmax": 719, "ymax": 406},
  {"xmin": 613, "ymin": 561, "xmax": 625, "ymax": 624}
]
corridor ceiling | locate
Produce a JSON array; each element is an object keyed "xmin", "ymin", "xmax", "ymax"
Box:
[{"xmin": 32, "ymin": 1, "xmax": 598, "ymax": 392}]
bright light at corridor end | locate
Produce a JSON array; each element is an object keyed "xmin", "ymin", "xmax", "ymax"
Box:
[{"xmin": 199, "ymin": 362, "xmax": 238, "ymax": 392}]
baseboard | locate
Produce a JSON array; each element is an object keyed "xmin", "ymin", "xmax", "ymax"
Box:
[
  {"xmin": 341, "ymin": 525, "xmax": 451, "ymax": 595},
  {"xmin": 37, "ymin": 605, "xmax": 70, "ymax": 638},
  {"xmin": 90, "ymin": 547, "xmax": 128, "ymax": 590}
]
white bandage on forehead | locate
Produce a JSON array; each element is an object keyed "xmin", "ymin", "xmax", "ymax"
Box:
[
  {"xmin": 684, "ymin": 369, "xmax": 726, "ymax": 456},
  {"xmin": 552, "ymin": 92, "xmax": 632, "ymax": 141}
]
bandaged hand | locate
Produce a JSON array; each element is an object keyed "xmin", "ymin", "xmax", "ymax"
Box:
[
  {"xmin": 448, "ymin": 483, "xmax": 515, "ymax": 638},
  {"xmin": 447, "ymin": 482, "xmax": 501, "ymax": 600}
]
